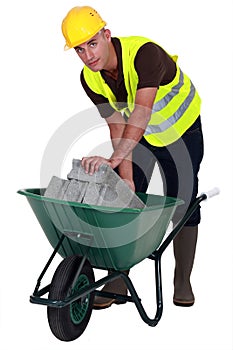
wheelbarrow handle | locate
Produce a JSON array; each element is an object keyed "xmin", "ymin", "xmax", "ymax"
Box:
[
  {"xmin": 156, "ymin": 187, "xmax": 220, "ymax": 256},
  {"xmin": 201, "ymin": 187, "xmax": 220, "ymax": 200}
]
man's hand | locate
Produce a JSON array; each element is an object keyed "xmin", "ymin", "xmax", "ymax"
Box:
[
  {"xmin": 81, "ymin": 156, "xmax": 135, "ymax": 191},
  {"xmin": 81, "ymin": 156, "xmax": 121, "ymax": 175}
]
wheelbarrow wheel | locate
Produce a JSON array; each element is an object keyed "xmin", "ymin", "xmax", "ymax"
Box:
[{"xmin": 47, "ymin": 255, "xmax": 94, "ymax": 341}]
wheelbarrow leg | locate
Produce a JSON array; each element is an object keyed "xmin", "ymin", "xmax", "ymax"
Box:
[
  {"xmin": 33, "ymin": 234, "xmax": 66, "ymax": 296},
  {"xmin": 119, "ymin": 254, "xmax": 163, "ymax": 327},
  {"xmin": 154, "ymin": 252, "xmax": 163, "ymax": 322}
]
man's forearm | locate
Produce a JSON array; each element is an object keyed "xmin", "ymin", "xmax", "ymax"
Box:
[
  {"xmin": 108, "ymin": 117, "xmax": 134, "ymax": 183},
  {"xmin": 110, "ymin": 106, "xmax": 151, "ymax": 163}
]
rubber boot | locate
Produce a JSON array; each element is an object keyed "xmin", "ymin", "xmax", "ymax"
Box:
[
  {"xmin": 93, "ymin": 270, "xmax": 129, "ymax": 310},
  {"xmin": 173, "ymin": 226, "xmax": 198, "ymax": 306}
]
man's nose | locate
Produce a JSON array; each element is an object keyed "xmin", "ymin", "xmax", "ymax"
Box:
[{"xmin": 85, "ymin": 48, "xmax": 94, "ymax": 61}]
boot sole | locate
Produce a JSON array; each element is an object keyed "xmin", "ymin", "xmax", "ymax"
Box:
[
  {"xmin": 93, "ymin": 299, "xmax": 127, "ymax": 310},
  {"xmin": 173, "ymin": 298, "xmax": 195, "ymax": 307}
]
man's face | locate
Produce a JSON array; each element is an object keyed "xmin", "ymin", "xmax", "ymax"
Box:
[{"xmin": 74, "ymin": 29, "xmax": 111, "ymax": 72}]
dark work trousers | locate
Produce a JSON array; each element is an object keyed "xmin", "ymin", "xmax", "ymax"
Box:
[{"xmin": 132, "ymin": 116, "xmax": 204, "ymax": 226}]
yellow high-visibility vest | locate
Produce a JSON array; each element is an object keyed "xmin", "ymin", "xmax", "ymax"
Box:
[{"xmin": 83, "ymin": 36, "xmax": 201, "ymax": 146}]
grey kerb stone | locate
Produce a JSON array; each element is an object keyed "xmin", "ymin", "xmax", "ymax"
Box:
[{"xmin": 44, "ymin": 159, "xmax": 145, "ymax": 209}]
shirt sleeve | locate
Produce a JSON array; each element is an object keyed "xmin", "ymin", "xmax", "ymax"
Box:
[
  {"xmin": 134, "ymin": 42, "xmax": 175, "ymax": 89},
  {"xmin": 80, "ymin": 70, "xmax": 115, "ymax": 118}
]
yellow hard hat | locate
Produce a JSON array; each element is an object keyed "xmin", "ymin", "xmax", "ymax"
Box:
[{"xmin": 62, "ymin": 6, "xmax": 107, "ymax": 50}]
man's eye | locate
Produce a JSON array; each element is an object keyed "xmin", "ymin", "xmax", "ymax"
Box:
[
  {"xmin": 90, "ymin": 42, "xmax": 97, "ymax": 47},
  {"xmin": 75, "ymin": 47, "xmax": 83, "ymax": 54}
]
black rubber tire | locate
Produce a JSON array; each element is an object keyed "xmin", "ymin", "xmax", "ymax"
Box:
[{"xmin": 47, "ymin": 255, "xmax": 95, "ymax": 341}]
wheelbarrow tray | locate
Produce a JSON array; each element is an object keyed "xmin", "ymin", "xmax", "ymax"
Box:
[{"xmin": 18, "ymin": 188, "xmax": 183, "ymax": 270}]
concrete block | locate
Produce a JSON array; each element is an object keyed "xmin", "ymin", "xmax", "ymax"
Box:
[
  {"xmin": 82, "ymin": 182, "xmax": 102, "ymax": 205},
  {"xmin": 44, "ymin": 159, "xmax": 145, "ymax": 209},
  {"xmin": 100, "ymin": 180, "xmax": 144, "ymax": 208},
  {"xmin": 44, "ymin": 176, "xmax": 69, "ymax": 200},
  {"xmin": 67, "ymin": 159, "xmax": 108, "ymax": 183},
  {"xmin": 68, "ymin": 159, "xmax": 145, "ymax": 209},
  {"xmin": 63, "ymin": 180, "xmax": 88, "ymax": 202}
]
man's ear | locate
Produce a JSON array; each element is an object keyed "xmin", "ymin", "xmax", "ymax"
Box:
[{"xmin": 104, "ymin": 29, "xmax": 112, "ymax": 41}]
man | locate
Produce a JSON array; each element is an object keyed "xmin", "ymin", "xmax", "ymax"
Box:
[{"xmin": 61, "ymin": 6, "xmax": 204, "ymax": 309}]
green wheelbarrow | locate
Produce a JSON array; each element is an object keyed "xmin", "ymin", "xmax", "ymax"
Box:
[{"xmin": 18, "ymin": 187, "xmax": 218, "ymax": 341}]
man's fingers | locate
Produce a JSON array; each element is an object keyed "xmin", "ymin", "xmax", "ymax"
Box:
[{"xmin": 81, "ymin": 156, "xmax": 110, "ymax": 174}]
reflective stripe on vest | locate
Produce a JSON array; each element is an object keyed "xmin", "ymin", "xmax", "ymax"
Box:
[{"xmin": 145, "ymin": 69, "xmax": 195, "ymax": 134}]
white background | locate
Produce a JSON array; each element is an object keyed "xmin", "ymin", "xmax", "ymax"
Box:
[{"xmin": 1, "ymin": 0, "xmax": 233, "ymax": 349}]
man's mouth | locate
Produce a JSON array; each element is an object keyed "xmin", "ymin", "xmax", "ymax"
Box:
[{"xmin": 88, "ymin": 58, "xmax": 99, "ymax": 67}]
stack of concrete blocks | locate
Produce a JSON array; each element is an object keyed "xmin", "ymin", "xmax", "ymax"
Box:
[{"xmin": 44, "ymin": 159, "xmax": 145, "ymax": 209}]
